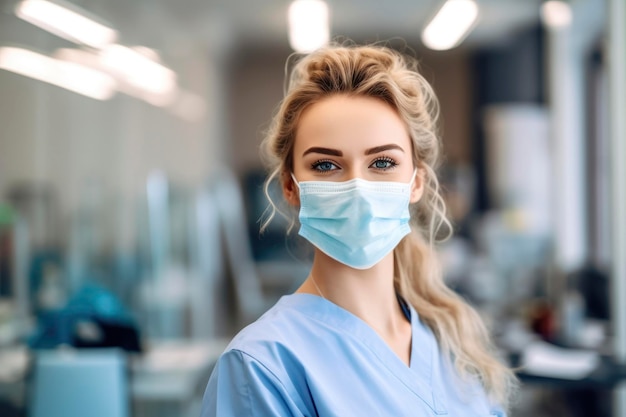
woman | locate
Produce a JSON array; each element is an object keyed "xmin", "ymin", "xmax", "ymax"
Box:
[{"xmin": 201, "ymin": 44, "xmax": 517, "ymax": 416}]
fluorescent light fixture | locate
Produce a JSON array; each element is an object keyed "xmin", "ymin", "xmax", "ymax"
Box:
[
  {"xmin": 56, "ymin": 46, "xmax": 179, "ymax": 107},
  {"xmin": 421, "ymin": 0, "xmax": 479, "ymax": 51},
  {"xmin": 541, "ymin": 1, "xmax": 572, "ymax": 28},
  {"xmin": 288, "ymin": 0, "xmax": 330, "ymax": 53},
  {"xmin": 0, "ymin": 46, "xmax": 115, "ymax": 100},
  {"xmin": 54, "ymin": 47, "xmax": 100, "ymax": 68},
  {"xmin": 168, "ymin": 90, "xmax": 207, "ymax": 122},
  {"xmin": 15, "ymin": 0, "xmax": 117, "ymax": 48},
  {"xmin": 99, "ymin": 44, "xmax": 177, "ymax": 106}
]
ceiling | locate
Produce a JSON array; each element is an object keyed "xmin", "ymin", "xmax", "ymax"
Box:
[
  {"xmin": 225, "ymin": 0, "xmax": 544, "ymax": 47},
  {"xmin": 0, "ymin": 0, "xmax": 548, "ymax": 68},
  {"xmin": 73, "ymin": 0, "xmax": 545, "ymax": 53}
]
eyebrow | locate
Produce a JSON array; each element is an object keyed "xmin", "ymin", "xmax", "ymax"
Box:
[
  {"xmin": 364, "ymin": 144, "xmax": 405, "ymax": 155},
  {"xmin": 302, "ymin": 144, "xmax": 405, "ymax": 157},
  {"xmin": 302, "ymin": 147, "xmax": 343, "ymax": 157}
]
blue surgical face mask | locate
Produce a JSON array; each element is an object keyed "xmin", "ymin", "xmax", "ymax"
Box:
[{"xmin": 291, "ymin": 171, "xmax": 416, "ymax": 269}]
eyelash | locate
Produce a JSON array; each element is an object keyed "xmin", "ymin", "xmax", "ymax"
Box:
[
  {"xmin": 310, "ymin": 156, "xmax": 398, "ymax": 172},
  {"xmin": 370, "ymin": 156, "xmax": 397, "ymax": 171},
  {"xmin": 311, "ymin": 159, "xmax": 337, "ymax": 173}
]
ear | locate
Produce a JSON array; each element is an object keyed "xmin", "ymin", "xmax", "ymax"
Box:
[
  {"xmin": 410, "ymin": 168, "xmax": 425, "ymax": 204},
  {"xmin": 281, "ymin": 171, "xmax": 300, "ymax": 207}
]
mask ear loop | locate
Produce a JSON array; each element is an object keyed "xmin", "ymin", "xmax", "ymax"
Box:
[
  {"xmin": 290, "ymin": 173, "xmax": 301, "ymax": 189},
  {"xmin": 409, "ymin": 168, "xmax": 418, "ymax": 187}
]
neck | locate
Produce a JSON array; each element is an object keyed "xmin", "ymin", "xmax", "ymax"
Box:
[{"xmin": 301, "ymin": 250, "xmax": 408, "ymax": 335}]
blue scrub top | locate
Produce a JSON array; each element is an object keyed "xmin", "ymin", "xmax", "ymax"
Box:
[{"xmin": 201, "ymin": 294, "xmax": 505, "ymax": 417}]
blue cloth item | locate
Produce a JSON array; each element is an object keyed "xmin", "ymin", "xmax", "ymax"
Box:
[
  {"xmin": 29, "ymin": 284, "xmax": 141, "ymax": 351},
  {"xmin": 201, "ymin": 294, "xmax": 505, "ymax": 417},
  {"xmin": 293, "ymin": 174, "xmax": 414, "ymax": 270}
]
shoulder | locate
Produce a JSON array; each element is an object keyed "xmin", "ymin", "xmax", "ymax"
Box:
[
  {"xmin": 203, "ymin": 347, "xmax": 308, "ymax": 417},
  {"xmin": 219, "ymin": 294, "xmax": 325, "ymax": 375},
  {"xmin": 201, "ymin": 295, "xmax": 324, "ymax": 417},
  {"xmin": 228, "ymin": 295, "xmax": 317, "ymax": 348}
]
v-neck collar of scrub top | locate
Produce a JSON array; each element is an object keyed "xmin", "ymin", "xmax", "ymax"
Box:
[{"xmin": 277, "ymin": 293, "xmax": 448, "ymax": 415}]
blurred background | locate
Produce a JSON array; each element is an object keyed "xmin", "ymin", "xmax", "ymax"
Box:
[{"xmin": 0, "ymin": 0, "xmax": 625, "ymax": 416}]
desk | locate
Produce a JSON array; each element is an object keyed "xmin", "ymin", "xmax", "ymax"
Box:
[
  {"xmin": 513, "ymin": 353, "xmax": 626, "ymax": 417},
  {"xmin": 130, "ymin": 339, "xmax": 229, "ymax": 417},
  {"xmin": 0, "ymin": 345, "xmax": 28, "ymax": 412},
  {"xmin": 0, "ymin": 338, "xmax": 230, "ymax": 417},
  {"xmin": 517, "ymin": 354, "xmax": 626, "ymax": 389}
]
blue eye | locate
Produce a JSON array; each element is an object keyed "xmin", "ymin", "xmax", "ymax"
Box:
[
  {"xmin": 312, "ymin": 160, "xmax": 338, "ymax": 172},
  {"xmin": 370, "ymin": 157, "xmax": 397, "ymax": 170}
]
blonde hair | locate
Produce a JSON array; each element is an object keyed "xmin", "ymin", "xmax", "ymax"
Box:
[{"xmin": 260, "ymin": 44, "xmax": 517, "ymax": 408}]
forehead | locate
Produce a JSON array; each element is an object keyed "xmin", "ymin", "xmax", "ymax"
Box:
[{"xmin": 293, "ymin": 95, "xmax": 411, "ymax": 155}]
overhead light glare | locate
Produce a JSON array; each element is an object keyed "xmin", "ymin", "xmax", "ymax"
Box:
[
  {"xmin": 168, "ymin": 90, "xmax": 207, "ymax": 122},
  {"xmin": 288, "ymin": 0, "xmax": 330, "ymax": 53},
  {"xmin": 56, "ymin": 46, "xmax": 179, "ymax": 107},
  {"xmin": 54, "ymin": 47, "xmax": 100, "ymax": 68},
  {"xmin": 99, "ymin": 45, "xmax": 176, "ymax": 95},
  {"xmin": 0, "ymin": 47, "xmax": 115, "ymax": 100},
  {"xmin": 15, "ymin": 0, "xmax": 117, "ymax": 48},
  {"xmin": 541, "ymin": 1, "xmax": 572, "ymax": 28},
  {"xmin": 421, "ymin": 0, "xmax": 479, "ymax": 51},
  {"xmin": 99, "ymin": 44, "xmax": 177, "ymax": 106}
]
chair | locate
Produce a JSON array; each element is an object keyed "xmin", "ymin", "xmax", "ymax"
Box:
[{"xmin": 29, "ymin": 348, "xmax": 128, "ymax": 417}]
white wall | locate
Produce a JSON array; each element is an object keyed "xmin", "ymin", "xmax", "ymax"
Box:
[{"xmin": 0, "ymin": 8, "xmax": 227, "ymax": 249}]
